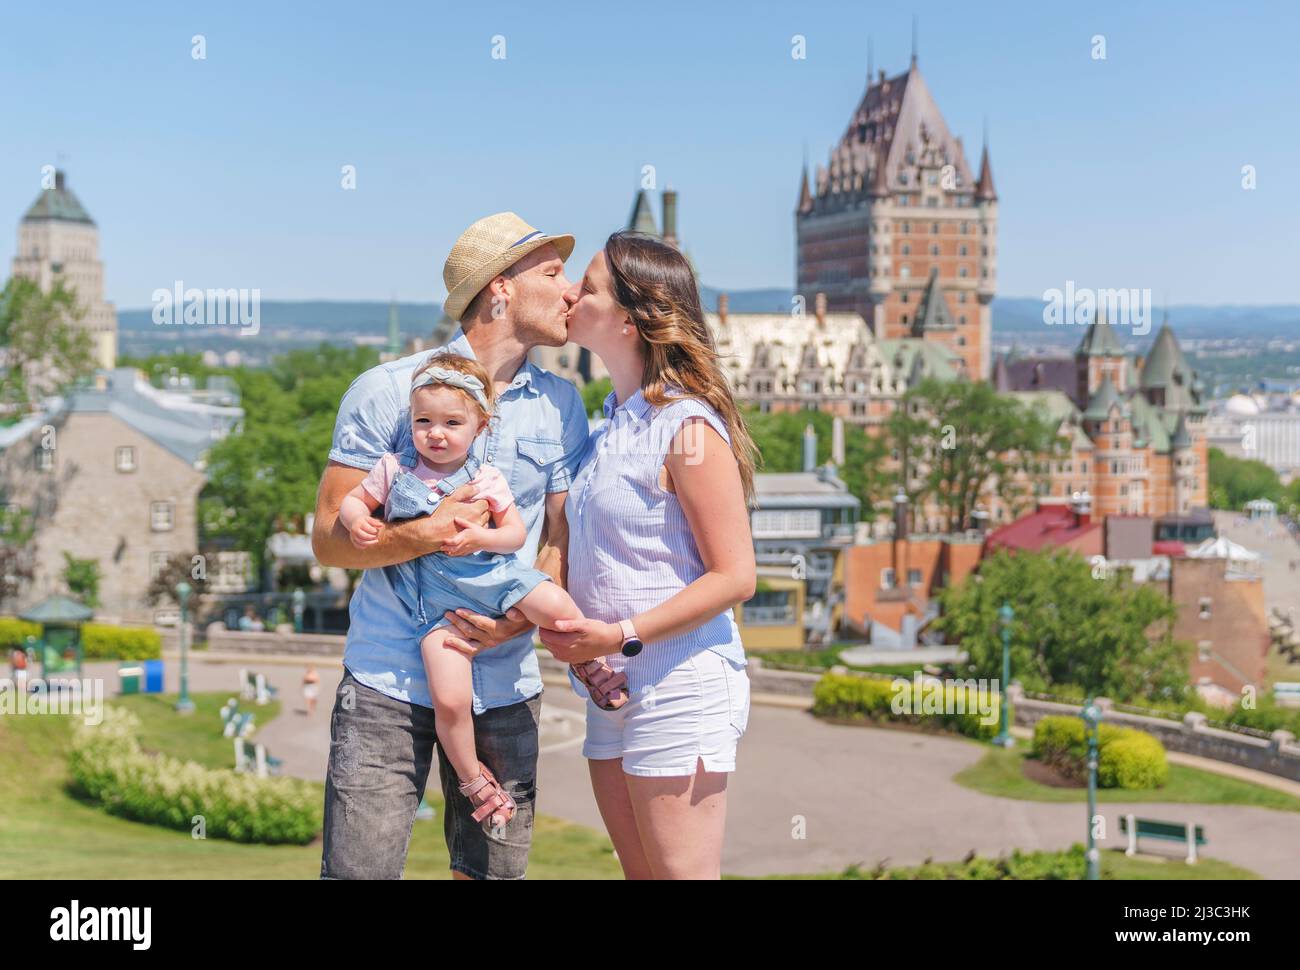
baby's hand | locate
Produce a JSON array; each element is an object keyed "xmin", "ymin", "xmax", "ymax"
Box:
[
  {"xmin": 350, "ymin": 516, "xmax": 384, "ymax": 549},
  {"xmin": 440, "ymin": 516, "xmax": 488, "ymax": 557}
]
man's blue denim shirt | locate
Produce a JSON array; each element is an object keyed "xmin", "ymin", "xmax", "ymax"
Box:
[{"xmin": 328, "ymin": 327, "xmax": 590, "ymax": 713}]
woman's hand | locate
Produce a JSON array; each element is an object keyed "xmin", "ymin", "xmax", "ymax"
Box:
[{"xmin": 538, "ymin": 617, "xmax": 623, "ymax": 665}]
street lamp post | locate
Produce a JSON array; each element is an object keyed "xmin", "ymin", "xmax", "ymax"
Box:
[
  {"xmin": 292, "ymin": 587, "xmax": 305, "ymax": 634},
  {"xmin": 994, "ymin": 602, "xmax": 1014, "ymax": 748},
  {"xmin": 175, "ymin": 580, "xmax": 195, "ymax": 714},
  {"xmin": 1081, "ymin": 698, "xmax": 1103, "ymax": 880}
]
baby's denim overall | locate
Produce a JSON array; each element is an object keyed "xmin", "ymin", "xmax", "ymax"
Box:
[{"xmin": 382, "ymin": 443, "xmax": 550, "ymax": 640}]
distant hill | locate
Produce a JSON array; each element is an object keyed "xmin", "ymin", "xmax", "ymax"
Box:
[{"xmin": 118, "ymin": 292, "xmax": 1300, "ymax": 342}]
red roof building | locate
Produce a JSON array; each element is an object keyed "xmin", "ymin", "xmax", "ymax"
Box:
[{"xmin": 982, "ymin": 493, "xmax": 1103, "ymax": 557}]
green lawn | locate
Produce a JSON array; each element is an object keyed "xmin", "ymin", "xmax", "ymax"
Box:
[
  {"xmin": 742, "ymin": 849, "xmax": 1257, "ymax": 880},
  {"xmin": 954, "ymin": 737, "xmax": 1300, "ymax": 813},
  {"xmin": 0, "ymin": 691, "xmax": 623, "ymax": 880}
]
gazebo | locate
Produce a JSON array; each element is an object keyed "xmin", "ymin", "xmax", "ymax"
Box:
[
  {"xmin": 1245, "ymin": 498, "xmax": 1278, "ymax": 523},
  {"xmin": 18, "ymin": 595, "xmax": 94, "ymax": 678}
]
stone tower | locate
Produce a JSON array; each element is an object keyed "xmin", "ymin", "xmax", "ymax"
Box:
[
  {"xmin": 795, "ymin": 57, "xmax": 996, "ymax": 378},
  {"xmin": 12, "ymin": 170, "xmax": 118, "ymax": 370}
]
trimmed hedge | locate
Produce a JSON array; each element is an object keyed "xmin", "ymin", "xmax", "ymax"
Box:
[
  {"xmin": 81, "ymin": 623, "xmax": 162, "ymax": 661},
  {"xmin": 69, "ymin": 707, "xmax": 321, "ymax": 844},
  {"xmin": 0, "ymin": 618, "xmax": 161, "ymax": 660},
  {"xmin": 813, "ymin": 672, "xmax": 1000, "ymax": 740},
  {"xmin": 1032, "ymin": 715, "xmax": 1169, "ymax": 790},
  {"xmin": 0, "ymin": 617, "xmax": 41, "ymax": 649},
  {"xmin": 857, "ymin": 843, "xmax": 1088, "ymax": 880}
]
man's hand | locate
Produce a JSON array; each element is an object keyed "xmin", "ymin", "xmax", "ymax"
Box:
[
  {"xmin": 419, "ymin": 485, "xmax": 491, "ymax": 552},
  {"xmin": 441, "ymin": 607, "xmax": 536, "ymax": 657},
  {"xmin": 439, "ymin": 517, "xmax": 492, "ymax": 557}
]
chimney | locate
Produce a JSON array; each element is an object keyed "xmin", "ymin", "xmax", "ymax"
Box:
[
  {"xmin": 717, "ymin": 292, "xmax": 729, "ymax": 324},
  {"xmin": 802, "ymin": 423, "xmax": 817, "ymax": 472},
  {"xmin": 815, "ymin": 292, "xmax": 827, "ymax": 328},
  {"xmin": 1070, "ymin": 489, "xmax": 1093, "ymax": 528},
  {"xmin": 662, "ymin": 186, "xmax": 678, "ymax": 248},
  {"xmin": 831, "ymin": 415, "xmax": 845, "ymax": 466}
]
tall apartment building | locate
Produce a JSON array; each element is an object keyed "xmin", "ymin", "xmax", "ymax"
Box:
[
  {"xmin": 795, "ymin": 56, "xmax": 996, "ymax": 379},
  {"xmin": 12, "ymin": 170, "xmax": 118, "ymax": 370}
]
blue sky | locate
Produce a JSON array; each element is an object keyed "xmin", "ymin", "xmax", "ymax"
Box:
[{"xmin": 2, "ymin": 0, "xmax": 1297, "ymax": 308}]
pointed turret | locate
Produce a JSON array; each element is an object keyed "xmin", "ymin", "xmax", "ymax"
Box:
[
  {"xmin": 23, "ymin": 169, "xmax": 96, "ymax": 225},
  {"xmin": 992, "ymin": 353, "xmax": 1011, "ymax": 392},
  {"xmin": 1084, "ymin": 374, "xmax": 1124, "ymax": 422},
  {"xmin": 798, "ymin": 164, "xmax": 813, "ymax": 212},
  {"xmin": 975, "ymin": 142, "xmax": 997, "ymax": 201},
  {"xmin": 1171, "ymin": 412, "xmax": 1193, "ymax": 450},
  {"xmin": 627, "ymin": 189, "xmax": 658, "ymax": 236},
  {"xmin": 912, "ymin": 266, "xmax": 956, "ymax": 334},
  {"xmin": 1078, "ymin": 309, "xmax": 1125, "ymax": 357}
]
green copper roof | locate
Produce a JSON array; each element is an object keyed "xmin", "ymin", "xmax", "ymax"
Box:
[
  {"xmin": 1138, "ymin": 321, "xmax": 1187, "ymax": 388},
  {"xmin": 1083, "ymin": 375, "xmax": 1125, "ymax": 421},
  {"xmin": 911, "ymin": 267, "xmax": 956, "ymax": 334},
  {"xmin": 1127, "ymin": 392, "xmax": 1170, "ymax": 452},
  {"xmin": 1008, "ymin": 390, "xmax": 1092, "ymax": 450},
  {"xmin": 1077, "ymin": 313, "xmax": 1125, "ymax": 357},
  {"xmin": 1170, "ymin": 412, "xmax": 1193, "ymax": 449},
  {"xmin": 19, "ymin": 594, "xmax": 94, "ymax": 624},
  {"xmin": 877, "ymin": 338, "xmax": 961, "ymax": 382},
  {"xmin": 22, "ymin": 171, "xmax": 95, "ymax": 225},
  {"xmin": 627, "ymin": 189, "xmax": 659, "ymax": 236}
]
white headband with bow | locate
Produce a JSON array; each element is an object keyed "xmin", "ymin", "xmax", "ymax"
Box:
[{"xmin": 411, "ymin": 366, "xmax": 490, "ymax": 410}]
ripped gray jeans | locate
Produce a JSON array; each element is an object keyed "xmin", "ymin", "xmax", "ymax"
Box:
[{"xmin": 320, "ymin": 668, "xmax": 540, "ymax": 880}]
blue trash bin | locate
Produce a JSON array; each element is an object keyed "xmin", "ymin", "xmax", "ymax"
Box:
[{"xmin": 143, "ymin": 659, "xmax": 165, "ymax": 694}]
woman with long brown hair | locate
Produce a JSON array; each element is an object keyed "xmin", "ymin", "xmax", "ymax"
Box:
[{"xmin": 540, "ymin": 230, "xmax": 758, "ymax": 879}]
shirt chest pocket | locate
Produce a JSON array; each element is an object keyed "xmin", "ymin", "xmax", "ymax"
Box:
[{"xmin": 510, "ymin": 436, "xmax": 564, "ymax": 509}]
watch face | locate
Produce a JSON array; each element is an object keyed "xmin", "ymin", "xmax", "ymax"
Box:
[{"xmin": 621, "ymin": 638, "xmax": 644, "ymax": 657}]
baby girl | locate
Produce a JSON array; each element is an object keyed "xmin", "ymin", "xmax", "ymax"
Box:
[{"xmin": 338, "ymin": 352, "xmax": 626, "ymax": 832}]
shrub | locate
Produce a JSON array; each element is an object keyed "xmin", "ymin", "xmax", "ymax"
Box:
[
  {"xmin": 68, "ymin": 707, "xmax": 320, "ymax": 844},
  {"xmin": 1032, "ymin": 715, "xmax": 1168, "ymax": 789},
  {"xmin": 813, "ymin": 672, "xmax": 999, "ymax": 740},
  {"xmin": 0, "ymin": 616, "xmax": 41, "ymax": 649},
  {"xmin": 81, "ymin": 624, "xmax": 162, "ymax": 661}
]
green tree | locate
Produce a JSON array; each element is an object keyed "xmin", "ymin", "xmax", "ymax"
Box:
[
  {"xmin": 0, "ymin": 277, "xmax": 96, "ymax": 413},
  {"xmin": 200, "ymin": 345, "xmax": 380, "ymax": 578},
  {"xmin": 1207, "ymin": 447, "xmax": 1286, "ymax": 511},
  {"xmin": 581, "ymin": 376, "xmax": 613, "ymax": 417},
  {"xmin": 934, "ymin": 548, "xmax": 1188, "ymax": 702},
  {"xmin": 742, "ymin": 406, "xmax": 891, "ymax": 520},
  {"xmin": 888, "ymin": 378, "xmax": 1060, "ymax": 533},
  {"xmin": 60, "ymin": 553, "xmax": 102, "ymax": 608},
  {"xmin": 0, "ymin": 506, "xmax": 35, "ymax": 609}
]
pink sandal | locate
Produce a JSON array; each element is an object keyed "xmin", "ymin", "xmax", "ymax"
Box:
[
  {"xmin": 571, "ymin": 659, "xmax": 629, "ymax": 711},
  {"xmin": 458, "ymin": 763, "xmax": 516, "ymax": 832}
]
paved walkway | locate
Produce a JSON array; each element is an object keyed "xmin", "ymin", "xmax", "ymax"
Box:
[{"xmin": 82, "ymin": 654, "xmax": 1300, "ymax": 879}]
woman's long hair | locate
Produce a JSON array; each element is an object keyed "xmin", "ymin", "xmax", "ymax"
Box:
[{"xmin": 604, "ymin": 230, "xmax": 758, "ymax": 507}]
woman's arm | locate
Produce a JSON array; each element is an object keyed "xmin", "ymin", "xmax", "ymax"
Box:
[
  {"xmin": 540, "ymin": 418, "xmax": 755, "ymax": 663},
  {"xmin": 628, "ymin": 418, "xmax": 756, "ymax": 642}
]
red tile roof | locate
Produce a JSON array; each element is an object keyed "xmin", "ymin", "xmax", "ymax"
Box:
[{"xmin": 984, "ymin": 504, "xmax": 1103, "ymax": 554}]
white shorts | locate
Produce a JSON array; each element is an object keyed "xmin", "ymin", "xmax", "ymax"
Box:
[{"xmin": 580, "ymin": 650, "xmax": 750, "ymax": 777}]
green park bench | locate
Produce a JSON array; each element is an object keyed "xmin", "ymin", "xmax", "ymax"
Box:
[
  {"xmin": 1121, "ymin": 814, "xmax": 1206, "ymax": 864},
  {"xmin": 221, "ymin": 707, "xmax": 255, "ymax": 739},
  {"xmin": 233, "ymin": 737, "xmax": 283, "ymax": 778},
  {"xmin": 239, "ymin": 668, "xmax": 279, "ymax": 706}
]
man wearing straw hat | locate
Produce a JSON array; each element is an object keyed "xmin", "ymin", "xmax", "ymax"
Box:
[{"xmin": 312, "ymin": 212, "xmax": 621, "ymax": 879}]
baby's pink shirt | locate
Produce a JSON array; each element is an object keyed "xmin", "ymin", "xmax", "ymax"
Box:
[{"xmin": 361, "ymin": 454, "xmax": 515, "ymax": 514}]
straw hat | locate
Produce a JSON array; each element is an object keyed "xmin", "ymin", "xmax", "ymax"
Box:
[{"xmin": 442, "ymin": 212, "xmax": 575, "ymax": 321}]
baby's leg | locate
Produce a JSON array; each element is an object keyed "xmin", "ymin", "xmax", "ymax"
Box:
[
  {"xmin": 420, "ymin": 626, "xmax": 480, "ymax": 785},
  {"xmin": 513, "ymin": 580, "xmax": 583, "ymax": 630}
]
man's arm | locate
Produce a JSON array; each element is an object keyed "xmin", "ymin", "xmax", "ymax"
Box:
[
  {"xmin": 311, "ymin": 461, "xmax": 489, "ymax": 569},
  {"xmin": 534, "ymin": 489, "xmax": 569, "ymax": 588}
]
